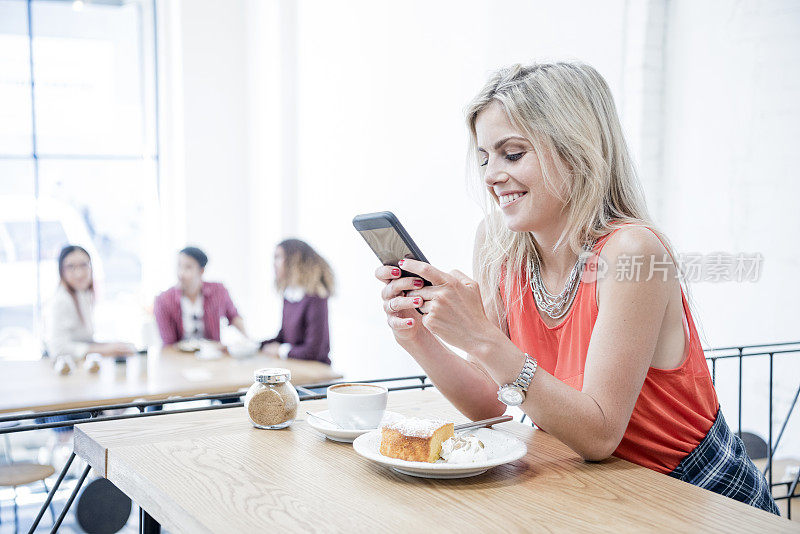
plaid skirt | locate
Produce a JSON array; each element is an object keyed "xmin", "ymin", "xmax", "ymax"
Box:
[{"xmin": 669, "ymin": 410, "xmax": 780, "ymax": 515}]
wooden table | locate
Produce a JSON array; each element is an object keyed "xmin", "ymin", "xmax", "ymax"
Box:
[
  {"xmin": 0, "ymin": 348, "xmax": 341, "ymax": 414},
  {"xmin": 73, "ymin": 388, "xmax": 795, "ymax": 533}
]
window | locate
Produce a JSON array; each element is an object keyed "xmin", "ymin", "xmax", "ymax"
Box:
[{"xmin": 0, "ymin": 0, "xmax": 158, "ymax": 359}]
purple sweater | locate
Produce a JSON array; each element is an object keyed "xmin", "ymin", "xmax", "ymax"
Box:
[{"xmin": 263, "ymin": 295, "xmax": 331, "ymax": 365}]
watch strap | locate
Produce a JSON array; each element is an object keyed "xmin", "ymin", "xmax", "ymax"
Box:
[{"xmin": 513, "ymin": 353, "xmax": 537, "ymax": 392}]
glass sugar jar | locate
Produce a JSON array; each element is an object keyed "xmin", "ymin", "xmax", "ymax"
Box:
[{"xmin": 244, "ymin": 368, "xmax": 299, "ymax": 429}]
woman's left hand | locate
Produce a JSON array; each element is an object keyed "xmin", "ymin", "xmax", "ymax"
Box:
[{"xmin": 400, "ymin": 258, "xmax": 496, "ymax": 352}]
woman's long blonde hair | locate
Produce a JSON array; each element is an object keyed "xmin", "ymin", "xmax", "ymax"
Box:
[
  {"xmin": 276, "ymin": 239, "xmax": 335, "ymax": 298},
  {"xmin": 466, "ymin": 62, "xmax": 681, "ymax": 324}
]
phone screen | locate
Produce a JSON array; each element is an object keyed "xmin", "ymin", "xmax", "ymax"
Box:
[{"xmin": 357, "ymin": 226, "xmax": 416, "ymax": 266}]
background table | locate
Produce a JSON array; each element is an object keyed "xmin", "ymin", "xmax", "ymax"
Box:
[
  {"xmin": 0, "ymin": 348, "xmax": 341, "ymax": 414},
  {"xmin": 74, "ymin": 388, "xmax": 795, "ymax": 533}
]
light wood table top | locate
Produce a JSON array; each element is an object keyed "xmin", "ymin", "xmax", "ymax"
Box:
[
  {"xmin": 0, "ymin": 348, "xmax": 341, "ymax": 414},
  {"xmin": 73, "ymin": 388, "xmax": 795, "ymax": 533}
]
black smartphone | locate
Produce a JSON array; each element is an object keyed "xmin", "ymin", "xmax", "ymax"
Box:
[{"xmin": 352, "ymin": 211, "xmax": 432, "ymax": 287}]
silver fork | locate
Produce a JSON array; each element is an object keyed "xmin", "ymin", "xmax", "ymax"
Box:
[{"xmin": 454, "ymin": 415, "xmax": 513, "ymax": 431}]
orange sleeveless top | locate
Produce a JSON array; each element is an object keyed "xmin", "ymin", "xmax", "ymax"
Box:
[{"xmin": 502, "ymin": 226, "xmax": 719, "ymax": 474}]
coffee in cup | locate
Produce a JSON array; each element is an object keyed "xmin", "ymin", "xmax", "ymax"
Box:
[{"xmin": 327, "ymin": 383, "xmax": 388, "ymax": 430}]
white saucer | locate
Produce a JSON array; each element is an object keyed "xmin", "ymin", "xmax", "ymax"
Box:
[
  {"xmin": 352, "ymin": 427, "xmax": 527, "ymax": 479},
  {"xmin": 306, "ymin": 410, "xmax": 404, "ymax": 443}
]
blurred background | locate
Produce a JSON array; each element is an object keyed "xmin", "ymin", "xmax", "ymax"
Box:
[{"xmin": 0, "ymin": 1, "xmax": 798, "ymax": 526}]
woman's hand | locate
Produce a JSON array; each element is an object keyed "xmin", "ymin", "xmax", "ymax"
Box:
[
  {"xmin": 399, "ymin": 258, "xmax": 497, "ymax": 353},
  {"xmin": 375, "ymin": 264, "xmax": 430, "ymax": 344}
]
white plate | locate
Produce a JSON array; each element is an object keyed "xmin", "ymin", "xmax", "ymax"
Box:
[
  {"xmin": 352, "ymin": 427, "xmax": 527, "ymax": 479},
  {"xmin": 306, "ymin": 410, "xmax": 404, "ymax": 443}
]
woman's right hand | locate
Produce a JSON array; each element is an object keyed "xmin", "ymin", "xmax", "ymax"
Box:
[{"xmin": 375, "ymin": 265, "xmax": 429, "ymax": 344}]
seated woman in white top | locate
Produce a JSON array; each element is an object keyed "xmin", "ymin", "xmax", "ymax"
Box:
[{"xmin": 45, "ymin": 245, "xmax": 135, "ymax": 358}]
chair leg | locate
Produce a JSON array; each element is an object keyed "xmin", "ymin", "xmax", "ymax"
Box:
[
  {"xmin": 3, "ymin": 434, "xmax": 12, "ymax": 462},
  {"xmin": 42, "ymin": 479, "xmax": 56, "ymax": 524},
  {"xmin": 13, "ymin": 486, "xmax": 18, "ymax": 534}
]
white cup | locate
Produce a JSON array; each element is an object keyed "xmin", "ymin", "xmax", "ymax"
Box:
[
  {"xmin": 54, "ymin": 355, "xmax": 76, "ymax": 376},
  {"xmin": 327, "ymin": 383, "xmax": 388, "ymax": 430},
  {"xmin": 83, "ymin": 353, "xmax": 102, "ymax": 373}
]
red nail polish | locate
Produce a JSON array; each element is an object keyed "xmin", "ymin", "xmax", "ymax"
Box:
[
  {"xmin": 413, "ymin": 279, "xmax": 423, "ymax": 288},
  {"xmin": 414, "ymin": 297, "xmax": 421, "ymax": 305},
  {"xmin": 406, "ymin": 320, "xmax": 413, "ymax": 326},
  {"xmin": 398, "ymin": 260, "xmax": 405, "ymax": 267},
  {"xmin": 391, "ymin": 268, "xmax": 400, "ymax": 276}
]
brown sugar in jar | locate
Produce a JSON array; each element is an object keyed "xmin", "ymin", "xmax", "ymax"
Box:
[{"xmin": 244, "ymin": 368, "xmax": 299, "ymax": 429}]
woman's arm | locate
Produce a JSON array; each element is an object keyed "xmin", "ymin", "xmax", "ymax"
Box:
[
  {"xmin": 46, "ymin": 294, "xmax": 135, "ymax": 357},
  {"xmin": 392, "ymin": 331, "xmax": 505, "ymax": 421},
  {"xmin": 376, "ymin": 220, "xmax": 504, "ymax": 420},
  {"xmin": 45, "ymin": 296, "xmax": 90, "ymax": 358},
  {"xmin": 403, "ymin": 226, "xmax": 674, "ymax": 461},
  {"xmin": 260, "ymin": 321, "xmax": 284, "ymax": 354}
]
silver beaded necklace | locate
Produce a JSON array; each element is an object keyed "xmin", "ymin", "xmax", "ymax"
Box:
[{"xmin": 529, "ymin": 243, "xmax": 593, "ymax": 320}]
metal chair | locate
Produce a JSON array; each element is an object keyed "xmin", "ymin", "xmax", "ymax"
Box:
[
  {"xmin": 0, "ymin": 426, "xmax": 57, "ymax": 532},
  {"xmin": 740, "ymin": 431, "xmax": 769, "ymax": 460},
  {"xmin": 75, "ymin": 478, "xmax": 132, "ymax": 534}
]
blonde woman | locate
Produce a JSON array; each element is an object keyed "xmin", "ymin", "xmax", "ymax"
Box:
[
  {"xmin": 375, "ymin": 63, "xmax": 778, "ymax": 514},
  {"xmin": 261, "ymin": 239, "xmax": 334, "ymax": 364}
]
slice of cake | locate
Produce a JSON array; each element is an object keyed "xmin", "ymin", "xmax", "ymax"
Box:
[{"xmin": 379, "ymin": 418, "xmax": 454, "ymax": 463}]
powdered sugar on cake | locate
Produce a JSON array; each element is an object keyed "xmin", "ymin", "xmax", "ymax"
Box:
[{"xmin": 381, "ymin": 417, "xmax": 450, "ymax": 437}]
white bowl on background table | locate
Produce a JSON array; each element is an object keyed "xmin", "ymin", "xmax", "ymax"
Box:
[
  {"xmin": 227, "ymin": 340, "xmax": 259, "ymax": 358},
  {"xmin": 352, "ymin": 427, "xmax": 527, "ymax": 479},
  {"xmin": 306, "ymin": 410, "xmax": 404, "ymax": 443}
]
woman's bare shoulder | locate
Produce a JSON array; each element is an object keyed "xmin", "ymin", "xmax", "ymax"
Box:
[
  {"xmin": 601, "ymin": 224, "xmax": 669, "ymax": 260},
  {"xmin": 596, "ymin": 225, "xmax": 679, "ymax": 309}
]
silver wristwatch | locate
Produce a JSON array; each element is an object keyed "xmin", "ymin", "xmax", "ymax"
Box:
[{"xmin": 497, "ymin": 354, "xmax": 537, "ymax": 406}]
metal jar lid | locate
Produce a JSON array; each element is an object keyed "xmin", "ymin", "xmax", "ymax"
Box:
[{"xmin": 254, "ymin": 367, "xmax": 291, "ymax": 384}]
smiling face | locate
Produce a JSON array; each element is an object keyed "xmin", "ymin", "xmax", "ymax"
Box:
[{"xmin": 475, "ymin": 101, "xmax": 571, "ymax": 233}]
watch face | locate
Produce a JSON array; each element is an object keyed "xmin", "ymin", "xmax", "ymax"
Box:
[{"xmin": 499, "ymin": 386, "xmax": 524, "ymax": 406}]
